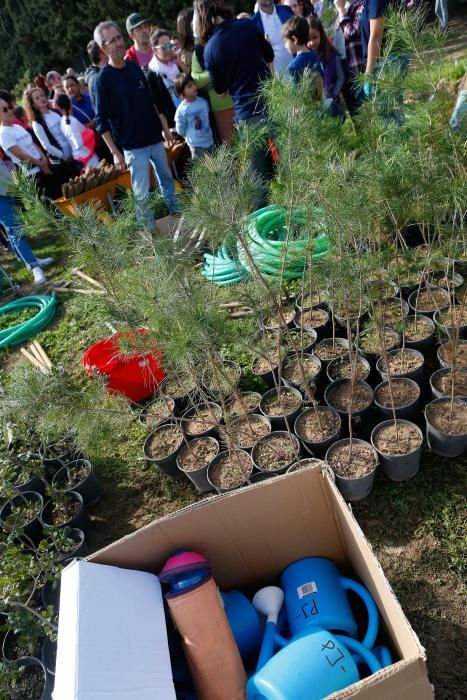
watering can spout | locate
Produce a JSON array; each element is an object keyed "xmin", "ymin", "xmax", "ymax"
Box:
[{"xmin": 253, "ymin": 586, "xmax": 284, "ymax": 623}]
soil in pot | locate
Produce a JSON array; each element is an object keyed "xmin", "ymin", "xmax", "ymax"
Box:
[
  {"xmin": 375, "ymin": 378, "xmax": 419, "ymax": 408},
  {"xmin": 315, "ymin": 339, "xmax": 348, "ymax": 361},
  {"xmin": 367, "ymin": 279, "xmax": 398, "ymax": 300},
  {"xmin": 282, "ymin": 328, "xmax": 317, "ymax": 353},
  {"xmin": 178, "ymin": 438, "xmax": 219, "ymax": 472},
  {"xmin": 141, "ymin": 397, "xmax": 174, "ymax": 428},
  {"xmin": 164, "ymin": 375, "xmax": 197, "ymax": 398},
  {"xmin": 429, "ymin": 272, "xmax": 463, "ymax": 292},
  {"xmin": 226, "ymin": 415, "xmax": 270, "ymax": 450},
  {"xmin": 252, "ymin": 351, "xmax": 280, "ymax": 375},
  {"xmin": 10, "ymin": 659, "xmax": 45, "ymax": 699},
  {"xmin": 379, "ymin": 351, "xmax": 424, "ymax": 376},
  {"xmin": 224, "ymin": 392, "xmax": 261, "ymax": 419},
  {"xmin": 4, "ymin": 628, "xmax": 42, "ymax": 660},
  {"xmin": 373, "ymin": 421, "xmax": 422, "ymax": 455},
  {"xmin": 261, "ymin": 389, "xmax": 302, "ymax": 416},
  {"xmin": 47, "ymin": 496, "xmax": 81, "ymax": 527},
  {"xmin": 437, "ymin": 306, "xmax": 467, "ymax": 329},
  {"xmin": 208, "ymin": 450, "xmax": 252, "ymax": 489},
  {"xmin": 426, "ymin": 401, "xmax": 467, "ymax": 435},
  {"xmin": 254, "ymin": 434, "xmax": 298, "ymax": 471},
  {"xmin": 432, "ymin": 369, "xmax": 467, "ymax": 398},
  {"xmin": 295, "ymin": 407, "xmax": 340, "ymax": 443},
  {"xmin": 374, "ymin": 298, "xmax": 408, "ymax": 325},
  {"xmin": 264, "ymin": 309, "xmax": 295, "ymax": 329},
  {"xmin": 411, "ymin": 288, "xmax": 450, "ymax": 313},
  {"xmin": 296, "ymin": 308, "xmax": 329, "ymax": 330},
  {"xmin": 359, "ymin": 328, "xmax": 399, "ymax": 354},
  {"xmin": 283, "ymin": 356, "xmax": 320, "ymax": 385},
  {"xmin": 403, "ymin": 316, "xmax": 433, "ymax": 342},
  {"xmin": 327, "ymin": 381, "xmax": 372, "ymax": 413},
  {"xmin": 3, "ymin": 501, "xmax": 40, "ymax": 531},
  {"xmin": 298, "ymin": 290, "xmax": 327, "ymax": 309},
  {"xmin": 146, "ymin": 424, "xmax": 184, "ymax": 460},
  {"xmin": 327, "ymin": 442, "xmax": 376, "ymax": 478},
  {"xmin": 438, "ymin": 341, "xmax": 467, "ymax": 368},
  {"xmin": 328, "ymin": 355, "xmax": 369, "ymax": 381},
  {"xmin": 204, "ymin": 362, "xmax": 240, "ymax": 395},
  {"xmin": 57, "ymin": 462, "xmax": 90, "ymax": 489},
  {"xmin": 185, "ymin": 404, "xmax": 222, "ymax": 435}
]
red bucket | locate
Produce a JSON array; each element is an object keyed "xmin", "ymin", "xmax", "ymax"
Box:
[{"xmin": 82, "ymin": 330, "xmax": 165, "ymax": 403}]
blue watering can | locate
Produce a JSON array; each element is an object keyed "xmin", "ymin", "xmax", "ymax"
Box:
[{"xmin": 281, "ymin": 557, "xmax": 379, "ymax": 649}]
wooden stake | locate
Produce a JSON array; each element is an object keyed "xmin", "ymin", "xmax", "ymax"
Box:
[
  {"xmin": 20, "ymin": 348, "xmax": 48, "ymax": 374},
  {"xmin": 71, "ymin": 268, "xmax": 104, "ymax": 289},
  {"xmin": 28, "ymin": 343, "xmax": 45, "ymax": 365},
  {"xmin": 33, "ymin": 341, "xmax": 52, "ymax": 369}
]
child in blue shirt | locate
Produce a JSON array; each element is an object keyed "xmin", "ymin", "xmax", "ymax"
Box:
[
  {"xmin": 282, "ymin": 15, "xmax": 321, "ymax": 91},
  {"xmin": 174, "ymin": 73, "xmax": 214, "ymax": 161}
]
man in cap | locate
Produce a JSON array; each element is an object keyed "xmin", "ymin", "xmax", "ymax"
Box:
[{"xmin": 125, "ymin": 13, "xmax": 153, "ymax": 68}]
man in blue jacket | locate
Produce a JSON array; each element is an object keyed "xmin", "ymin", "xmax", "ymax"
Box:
[
  {"xmin": 252, "ymin": 0, "xmax": 294, "ymax": 74},
  {"xmin": 93, "ymin": 20, "xmax": 178, "ymax": 229}
]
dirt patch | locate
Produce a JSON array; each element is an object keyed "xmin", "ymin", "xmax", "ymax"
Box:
[
  {"xmin": 328, "ymin": 355, "xmax": 369, "ymax": 380},
  {"xmin": 208, "ymin": 450, "xmax": 252, "ymax": 489},
  {"xmin": 359, "ymin": 328, "xmax": 399, "ymax": 354},
  {"xmin": 328, "ymin": 381, "xmax": 372, "ymax": 412},
  {"xmin": 225, "ymin": 392, "xmax": 261, "ymax": 418},
  {"xmin": 403, "ymin": 317, "xmax": 433, "ymax": 341},
  {"xmin": 412, "ymin": 288, "xmax": 450, "ymax": 313},
  {"xmin": 439, "ymin": 341, "xmax": 467, "ymax": 368},
  {"xmin": 375, "ymin": 378, "xmax": 419, "ymax": 407},
  {"xmin": 295, "ymin": 407, "xmax": 340, "ymax": 443},
  {"xmin": 185, "ymin": 404, "xmax": 222, "ymax": 435},
  {"xmin": 226, "ymin": 415, "xmax": 270, "ymax": 449},
  {"xmin": 379, "ymin": 351, "xmax": 423, "ymax": 376},
  {"xmin": 327, "ymin": 442, "xmax": 376, "ymax": 478},
  {"xmin": 432, "ymin": 370, "xmax": 467, "ymax": 398},
  {"xmin": 297, "ymin": 308, "xmax": 329, "ymax": 329},
  {"xmin": 262, "ymin": 388, "xmax": 301, "ymax": 416},
  {"xmin": 374, "ymin": 422, "xmax": 422, "ymax": 455},
  {"xmin": 315, "ymin": 339, "xmax": 348, "ymax": 360},
  {"xmin": 254, "ymin": 434, "xmax": 298, "ymax": 471},
  {"xmin": 427, "ymin": 401, "xmax": 467, "ymax": 436},
  {"xmin": 147, "ymin": 425, "xmax": 184, "ymax": 459},
  {"xmin": 142, "ymin": 397, "xmax": 174, "ymax": 428},
  {"xmin": 178, "ymin": 438, "xmax": 219, "ymax": 472}
]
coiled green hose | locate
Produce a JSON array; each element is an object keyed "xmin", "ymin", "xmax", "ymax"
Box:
[{"xmin": 0, "ymin": 295, "xmax": 57, "ymax": 349}]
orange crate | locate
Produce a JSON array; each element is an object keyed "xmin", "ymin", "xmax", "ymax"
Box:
[{"xmin": 52, "ymin": 169, "xmax": 132, "ymax": 217}]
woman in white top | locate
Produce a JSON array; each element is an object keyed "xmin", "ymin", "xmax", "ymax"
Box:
[
  {"xmin": 55, "ymin": 94, "xmax": 99, "ymax": 169},
  {"xmin": 0, "ymin": 89, "xmax": 62, "ymax": 200}
]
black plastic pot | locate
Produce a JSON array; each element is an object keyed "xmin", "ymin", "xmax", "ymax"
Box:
[
  {"xmin": 373, "ymin": 378, "xmax": 421, "ymax": 420},
  {"xmin": 52, "ymin": 459, "xmax": 102, "ymax": 507},
  {"xmin": 326, "ymin": 354, "xmax": 371, "ymax": 384},
  {"xmin": 425, "ymin": 398, "xmax": 467, "ymax": 458},
  {"xmin": 324, "ymin": 379, "xmax": 374, "ymax": 420},
  {"xmin": 287, "ymin": 458, "xmax": 327, "ymax": 473},
  {"xmin": 14, "ymin": 471, "xmax": 46, "ymax": 497},
  {"xmin": 325, "ymin": 438, "xmax": 378, "ymax": 502},
  {"xmin": 251, "ymin": 356, "xmax": 279, "ymax": 388},
  {"xmin": 357, "ymin": 328, "xmax": 400, "ymax": 365},
  {"xmin": 41, "ymin": 576, "xmax": 60, "ymax": 613},
  {"xmin": 40, "ymin": 439, "xmax": 82, "ymax": 471},
  {"xmin": 143, "ymin": 421, "xmax": 185, "ymax": 480},
  {"xmin": 429, "ymin": 368, "xmax": 467, "ymax": 401},
  {"xmin": 139, "ymin": 395, "xmax": 175, "ymax": 430},
  {"xmin": 14, "ymin": 656, "xmax": 49, "ymax": 699},
  {"xmin": 260, "ymin": 310, "xmax": 296, "ymax": 332},
  {"xmin": 282, "ymin": 327, "xmax": 318, "ymax": 355},
  {"xmin": 47, "ymin": 527, "xmax": 87, "ymax": 564},
  {"xmin": 293, "ymin": 308, "xmax": 330, "ymax": 338},
  {"xmin": 182, "ymin": 402, "xmax": 222, "ymax": 439},
  {"xmin": 0, "ymin": 491, "xmax": 43, "ymax": 545},
  {"xmin": 437, "ymin": 340, "xmax": 467, "ymax": 369},
  {"xmin": 2, "ymin": 629, "xmax": 43, "ymax": 663},
  {"xmin": 434, "ymin": 306, "xmax": 467, "ymax": 340},
  {"xmin": 252, "ymin": 431, "xmax": 301, "ymax": 476},
  {"xmin": 224, "ymin": 391, "xmax": 262, "ymax": 419},
  {"xmin": 281, "ymin": 353, "xmax": 322, "ymax": 394},
  {"xmin": 202, "ymin": 360, "xmax": 242, "ymax": 400},
  {"xmin": 402, "ymin": 314, "xmax": 435, "ymax": 353},
  {"xmin": 294, "ymin": 405, "xmax": 342, "ymax": 458},
  {"xmin": 296, "ymin": 290, "xmax": 328, "ymax": 312},
  {"xmin": 376, "ymin": 348, "xmax": 425, "ymax": 384},
  {"xmin": 207, "ymin": 449, "xmax": 253, "ymax": 493},
  {"xmin": 314, "ymin": 338, "xmax": 349, "ymax": 369},
  {"xmin": 408, "ymin": 286, "xmax": 450, "ymax": 320},
  {"xmin": 259, "ymin": 386, "xmax": 303, "ymax": 431},
  {"xmin": 176, "ymin": 436, "xmax": 220, "ymax": 493},
  {"xmin": 41, "ymin": 636, "xmax": 57, "ymax": 677},
  {"xmin": 224, "ymin": 414, "xmax": 272, "ymax": 452},
  {"xmin": 371, "ymin": 419, "xmax": 423, "ymax": 481},
  {"xmin": 40, "ymin": 491, "xmax": 90, "ymax": 534},
  {"xmin": 160, "ymin": 376, "xmax": 198, "ymax": 413},
  {"xmin": 428, "ymin": 270, "xmax": 464, "ymax": 296},
  {"xmin": 371, "ymin": 296, "xmax": 410, "ymax": 325}
]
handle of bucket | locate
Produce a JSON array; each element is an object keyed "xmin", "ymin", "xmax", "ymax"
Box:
[
  {"xmin": 335, "ymin": 635, "xmax": 381, "ymax": 674},
  {"xmin": 339, "ymin": 577, "xmax": 379, "ymax": 649}
]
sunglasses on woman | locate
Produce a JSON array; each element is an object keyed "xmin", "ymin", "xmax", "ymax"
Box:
[
  {"xmin": 153, "ymin": 42, "xmax": 175, "ymax": 51},
  {"xmin": 0, "ymin": 105, "xmax": 13, "ymax": 114}
]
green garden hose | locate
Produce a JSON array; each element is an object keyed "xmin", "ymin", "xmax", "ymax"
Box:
[{"xmin": 0, "ymin": 294, "xmax": 57, "ymax": 349}]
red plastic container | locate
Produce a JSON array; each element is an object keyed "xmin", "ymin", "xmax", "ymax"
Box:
[{"xmin": 82, "ymin": 330, "xmax": 165, "ymax": 403}]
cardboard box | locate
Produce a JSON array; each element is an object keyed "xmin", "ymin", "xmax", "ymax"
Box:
[{"xmin": 89, "ymin": 465, "xmax": 433, "ymax": 699}]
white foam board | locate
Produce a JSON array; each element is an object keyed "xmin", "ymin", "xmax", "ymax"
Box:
[{"xmin": 53, "ymin": 560, "xmax": 176, "ymax": 700}]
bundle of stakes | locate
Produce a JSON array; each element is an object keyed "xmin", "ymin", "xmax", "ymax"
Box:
[{"xmin": 61, "ymin": 160, "xmax": 121, "ymax": 199}]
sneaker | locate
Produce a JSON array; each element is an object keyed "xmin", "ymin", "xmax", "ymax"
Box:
[
  {"xmin": 35, "ymin": 256, "xmax": 54, "ymax": 268},
  {"xmin": 32, "ymin": 267, "xmax": 47, "ymax": 286}
]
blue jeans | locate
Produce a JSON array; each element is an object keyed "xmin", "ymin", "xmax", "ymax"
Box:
[
  {"xmin": 124, "ymin": 141, "xmax": 178, "ymax": 229},
  {"xmin": 435, "ymin": 0, "xmax": 448, "ymax": 30},
  {"xmin": 0, "ymin": 195, "xmax": 38, "ymax": 268}
]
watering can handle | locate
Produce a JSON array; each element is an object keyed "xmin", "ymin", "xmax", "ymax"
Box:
[
  {"xmin": 335, "ymin": 635, "xmax": 382, "ymax": 674},
  {"xmin": 339, "ymin": 577, "xmax": 379, "ymax": 649}
]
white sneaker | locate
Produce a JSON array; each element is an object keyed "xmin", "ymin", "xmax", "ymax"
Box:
[
  {"xmin": 35, "ymin": 256, "xmax": 54, "ymax": 267},
  {"xmin": 32, "ymin": 267, "xmax": 47, "ymax": 286}
]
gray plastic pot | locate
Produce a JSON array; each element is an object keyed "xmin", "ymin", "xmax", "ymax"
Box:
[
  {"xmin": 314, "ymin": 337, "xmax": 349, "ymax": 369},
  {"xmin": 376, "ymin": 348, "xmax": 425, "ymax": 384},
  {"xmin": 281, "ymin": 353, "xmax": 322, "ymax": 393},
  {"xmin": 260, "ymin": 386, "xmax": 303, "ymax": 431},
  {"xmin": 326, "ymin": 353, "xmax": 371, "ymax": 384},
  {"xmin": 143, "ymin": 421, "xmax": 185, "ymax": 480},
  {"xmin": 430, "ymin": 368, "xmax": 467, "ymax": 401},
  {"xmin": 357, "ymin": 328, "xmax": 400, "ymax": 365},
  {"xmin": 176, "ymin": 436, "xmax": 220, "ymax": 493},
  {"xmin": 402, "ymin": 314, "xmax": 435, "ymax": 353},
  {"xmin": 373, "ymin": 378, "xmax": 421, "ymax": 420},
  {"xmin": 207, "ymin": 449, "xmax": 253, "ymax": 493},
  {"xmin": 408, "ymin": 286, "xmax": 450, "ymax": 319},
  {"xmin": 324, "ymin": 379, "xmax": 374, "ymax": 419},
  {"xmin": 371, "ymin": 419, "xmax": 423, "ymax": 481},
  {"xmin": 182, "ymin": 402, "xmax": 222, "ymax": 439},
  {"xmin": 325, "ymin": 438, "xmax": 378, "ymax": 502},
  {"xmin": 252, "ymin": 431, "xmax": 301, "ymax": 476},
  {"xmin": 425, "ymin": 398, "xmax": 467, "ymax": 458},
  {"xmin": 294, "ymin": 405, "xmax": 342, "ymax": 458},
  {"xmin": 437, "ymin": 340, "xmax": 467, "ymax": 369},
  {"xmin": 434, "ymin": 306, "xmax": 467, "ymax": 340}
]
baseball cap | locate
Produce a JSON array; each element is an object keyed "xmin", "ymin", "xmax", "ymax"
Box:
[{"xmin": 126, "ymin": 13, "xmax": 149, "ymax": 33}]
